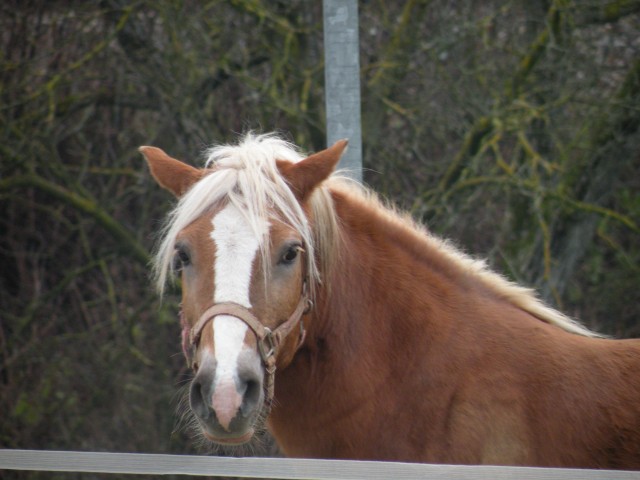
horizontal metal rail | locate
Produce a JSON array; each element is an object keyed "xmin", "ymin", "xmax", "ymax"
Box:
[{"xmin": 1, "ymin": 450, "xmax": 640, "ymax": 479}]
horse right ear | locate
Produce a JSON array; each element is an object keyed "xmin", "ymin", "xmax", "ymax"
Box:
[
  {"xmin": 139, "ymin": 146, "xmax": 203, "ymax": 197},
  {"xmin": 278, "ymin": 139, "xmax": 348, "ymax": 201}
]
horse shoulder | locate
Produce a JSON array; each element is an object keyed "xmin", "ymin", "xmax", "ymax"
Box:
[
  {"xmin": 419, "ymin": 297, "xmax": 634, "ymax": 466},
  {"xmin": 581, "ymin": 338, "xmax": 640, "ymax": 467}
]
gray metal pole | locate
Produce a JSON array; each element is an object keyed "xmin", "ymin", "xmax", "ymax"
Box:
[{"xmin": 323, "ymin": 0, "xmax": 362, "ymax": 182}]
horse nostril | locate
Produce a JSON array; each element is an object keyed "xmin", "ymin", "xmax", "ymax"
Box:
[
  {"xmin": 235, "ymin": 350, "xmax": 264, "ymax": 417},
  {"xmin": 189, "ymin": 377, "xmax": 210, "ymax": 420},
  {"xmin": 241, "ymin": 378, "xmax": 261, "ymax": 416}
]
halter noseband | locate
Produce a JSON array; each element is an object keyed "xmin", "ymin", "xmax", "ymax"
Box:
[{"xmin": 188, "ymin": 280, "xmax": 312, "ymax": 413}]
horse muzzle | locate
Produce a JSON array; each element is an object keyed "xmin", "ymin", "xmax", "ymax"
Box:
[
  {"xmin": 189, "ymin": 350, "xmax": 264, "ymax": 444},
  {"xmin": 184, "ymin": 297, "xmax": 309, "ymax": 445}
]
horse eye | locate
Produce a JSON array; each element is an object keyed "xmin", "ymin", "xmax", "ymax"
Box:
[
  {"xmin": 173, "ymin": 247, "xmax": 191, "ymax": 272},
  {"xmin": 280, "ymin": 245, "xmax": 303, "ymax": 265}
]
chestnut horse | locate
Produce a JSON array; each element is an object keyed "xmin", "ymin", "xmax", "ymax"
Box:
[{"xmin": 141, "ymin": 133, "xmax": 640, "ymax": 469}]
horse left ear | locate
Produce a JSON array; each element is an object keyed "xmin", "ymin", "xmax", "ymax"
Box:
[
  {"xmin": 139, "ymin": 146, "xmax": 204, "ymax": 197},
  {"xmin": 278, "ymin": 139, "xmax": 348, "ymax": 201}
]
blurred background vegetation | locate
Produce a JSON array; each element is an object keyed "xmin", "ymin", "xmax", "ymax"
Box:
[{"xmin": 1, "ymin": 0, "xmax": 639, "ymax": 477}]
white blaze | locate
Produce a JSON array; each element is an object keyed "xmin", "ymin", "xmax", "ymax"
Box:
[
  {"xmin": 209, "ymin": 203, "xmax": 264, "ymax": 384},
  {"xmin": 211, "ymin": 204, "xmax": 262, "ymax": 307}
]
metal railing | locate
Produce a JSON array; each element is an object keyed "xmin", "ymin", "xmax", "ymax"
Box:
[{"xmin": 2, "ymin": 450, "xmax": 640, "ymax": 479}]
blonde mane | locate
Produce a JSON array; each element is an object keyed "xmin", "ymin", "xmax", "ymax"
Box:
[
  {"xmin": 153, "ymin": 133, "xmax": 339, "ymax": 298},
  {"xmin": 322, "ymin": 180, "xmax": 599, "ymax": 338},
  {"xmin": 154, "ymin": 132, "xmax": 595, "ymax": 337}
]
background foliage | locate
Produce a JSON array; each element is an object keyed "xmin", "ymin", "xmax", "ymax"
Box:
[{"xmin": 1, "ymin": 0, "xmax": 639, "ymax": 477}]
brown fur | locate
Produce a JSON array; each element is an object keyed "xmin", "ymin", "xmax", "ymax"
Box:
[
  {"xmin": 140, "ymin": 146, "xmax": 204, "ymax": 196},
  {"xmin": 144, "ymin": 139, "xmax": 640, "ymax": 468},
  {"xmin": 268, "ymin": 187, "xmax": 640, "ymax": 468}
]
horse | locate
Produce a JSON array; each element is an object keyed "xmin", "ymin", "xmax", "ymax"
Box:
[{"xmin": 141, "ymin": 133, "xmax": 640, "ymax": 469}]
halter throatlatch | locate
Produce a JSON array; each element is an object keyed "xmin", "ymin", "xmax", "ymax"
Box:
[{"xmin": 188, "ymin": 280, "xmax": 311, "ymax": 415}]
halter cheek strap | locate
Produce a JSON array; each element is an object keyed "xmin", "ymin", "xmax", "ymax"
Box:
[{"xmin": 188, "ymin": 282, "xmax": 312, "ymax": 414}]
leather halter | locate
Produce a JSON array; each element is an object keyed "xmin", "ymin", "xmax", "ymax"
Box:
[{"xmin": 188, "ymin": 280, "xmax": 311, "ymax": 413}]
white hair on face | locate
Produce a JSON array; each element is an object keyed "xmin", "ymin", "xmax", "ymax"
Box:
[
  {"xmin": 210, "ymin": 203, "xmax": 266, "ymax": 307},
  {"xmin": 153, "ymin": 132, "xmax": 334, "ymax": 297}
]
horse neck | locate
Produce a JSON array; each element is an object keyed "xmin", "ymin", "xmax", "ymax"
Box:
[
  {"xmin": 271, "ymin": 188, "xmax": 473, "ymax": 456},
  {"xmin": 311, "ymin": 188, "xmax": 464, "ymax": 348}
]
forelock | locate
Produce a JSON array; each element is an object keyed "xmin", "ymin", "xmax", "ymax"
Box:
[{"xmin": 152, "ymin": 132, "xmax": 320, "ymax": 296}]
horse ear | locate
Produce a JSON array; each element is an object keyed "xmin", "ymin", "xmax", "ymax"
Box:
[
  {"xmin": 139, "ymin": 146, "xmax": 203, "ymax": 197},
  {"xmin": 278, "ymin": 139, "xmax": 348, "ymax": 201}
]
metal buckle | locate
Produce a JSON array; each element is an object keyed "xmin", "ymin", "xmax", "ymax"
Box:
[{"xmin": 258, "ymin": 327, "xmax": 276, "ymax": 362}]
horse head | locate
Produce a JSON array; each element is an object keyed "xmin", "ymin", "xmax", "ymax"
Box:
[{"xmin": 141, "ymin": 136, "xmax": 347, "ymax": 445}]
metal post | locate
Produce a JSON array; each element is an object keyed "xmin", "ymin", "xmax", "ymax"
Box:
[{"xmin": 323, "ymin": 0, "xmax": 362, "ymax": 182}]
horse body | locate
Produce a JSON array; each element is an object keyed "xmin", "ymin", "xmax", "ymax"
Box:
[
  {"xmin": 269, "ymin": 186, "xmax": 640, "ymax": 467},
  {"xmin": 142, "ymin": 134, "xmax": 640, "ymax": 468}
]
